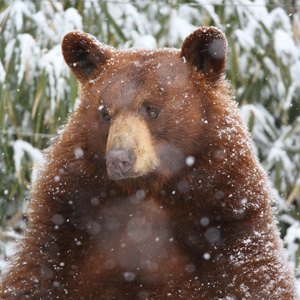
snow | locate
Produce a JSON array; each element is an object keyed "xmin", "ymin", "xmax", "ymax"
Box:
[
  {"xmin": 17, "ymin": 34, "xmax": 38, "ymax": 85},
  {"xmin": 12, "ymin": 140, "xmax": 43, "ymax": 180},
  {"xmin": 268, "ymin": 7, "xmax": 293, "ymax": 33},
  {"xmin": 285, "ymin": 81, "xmax": 300, "ymax": 110},
  {"xmin": 204, "ymin": 227, "xmax": 221, "ymax": 243},
  {"xmin": 0, "ymin": 231, "xmax": 19, "ymax": 271},
  {"xmin": 132, "ymin": 34, "xmax": 157, "ymax": 49},
  {"xmin": 240, "ymin": 103, "xmax": 275, "ymax": 142},
  {"xmin": 235, "ymin": 29, "xmax": 255, "ymax": 49},
  {"xmin": 185, "ymin": 156, "xmax": 195, "ymax": 166},
  {"xmin": 6, "ymin": 1, "xmax": 32, "ymax": 32},
  {"xmin": 0, "ymin": 61, "xmax": 6, "ymax": 83},
  {"xmin": 4, "ymin": 39, "xmax": 15, "ymax": 68},
  {"xmin": 123, "ymin": 271, "xmax": 136, "ymax": 282},
  {"xmin": 40, "ymin": 45, "xmax": 66, "ymax": 114},
  {"xmin": 280, "ymin": 214, "xmax": 300, "ymax": 277},
  {"xmin": 185, "ymin": 263, "xmax": 196, "ymax": 273},
  {"xmin": 274, "ymin": 29, "xmax": 298, "ymax": 65},
  {"xmin": 1, "ymin": 0, "xmax": 300, "ymax": 295},
  {"xmin": 200, "ymin": 217, "xmax": 210, "ymax": 227},
  {"xmin": 167, "ymin": 10, "xmax": 198, "ymax": 45},
  {"xmin": 52, "ymin": 214, "xmax": 65, "ymax": 226},
  {"xmin": 74, "ymin": 147, "xmax": 84, "ymax": 159},
  {"xmin": 196, "ymin": 0, "xmax": 222, "ymax": 28},
  {"xmin": 32, "ymin": 11, "xmax": 56, "ymax": 43}
]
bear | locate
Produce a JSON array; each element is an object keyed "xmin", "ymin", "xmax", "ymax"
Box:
[{"xmin": 0, "ymin": 26, "xmax": 298, "ymax": 299}]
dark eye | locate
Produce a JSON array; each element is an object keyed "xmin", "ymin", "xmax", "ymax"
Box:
[
  {"xmin": 102, "ymin": 110, "xmax": 111, "ymax": 122},
  {"xmin": 146, "ymin": 106, "xmax": 160, "ymax": 119}
]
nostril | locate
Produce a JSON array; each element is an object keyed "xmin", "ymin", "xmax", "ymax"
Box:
[{"xmin": 106, "ymin": 149, "xmax": 135, "ymax": 176}]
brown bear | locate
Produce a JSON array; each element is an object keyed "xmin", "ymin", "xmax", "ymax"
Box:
[{"xmin": 0, "ymin": 27, "xmax": 298, "ymax": 299}]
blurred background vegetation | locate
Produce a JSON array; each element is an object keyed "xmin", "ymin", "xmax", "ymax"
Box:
[{"xmin": 0, "ymin": 0, "xmax": 299, "ymax": 276}]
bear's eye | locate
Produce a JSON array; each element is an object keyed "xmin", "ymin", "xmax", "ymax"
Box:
[
  {"xmin": 102, "ymin": 110, "xmax": 111, "ymax": 122},
  {"xmin": 146, "ymin": 106, "xmax": 160, "ymax": 119}
]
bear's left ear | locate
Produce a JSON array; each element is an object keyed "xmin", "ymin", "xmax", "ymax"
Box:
[
  {"xmin": 181, "ymin": 27, "xmax": 227, "ymax": 81},
  {"xmin": 62, "ymin": 31, "xmax": 111, "ymax": 83}
]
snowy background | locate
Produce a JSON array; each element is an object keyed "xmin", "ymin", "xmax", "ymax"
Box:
[{"xmin": 0, "ymin": 0, "xmax": 299, "ymax": 286}]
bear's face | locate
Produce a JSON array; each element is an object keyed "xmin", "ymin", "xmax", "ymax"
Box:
[
  {"xmin": 62, "ymin": 27, "xmax": 227, "ymax": 189},
  {"xmin": 79, "ymin": 52, "xmax": 202, "ymax": 180}
]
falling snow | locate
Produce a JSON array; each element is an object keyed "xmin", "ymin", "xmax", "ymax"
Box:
[{"xmin": 0, "ymin": 0, "xmax": 300, "ymax": 298}]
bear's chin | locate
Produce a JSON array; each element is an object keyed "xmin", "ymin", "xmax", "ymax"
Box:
[
  {"xmin": 107, "ymin": 172, "xmax": 140, "ymax": 181},
  {"xmin": 107, "ymin": 170, "xmax": 169, "ymax": 195}
]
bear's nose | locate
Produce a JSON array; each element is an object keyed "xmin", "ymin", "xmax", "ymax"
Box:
[{"xmin": 106, "ymin": 149, "xmax": 135, "ymax": 177}]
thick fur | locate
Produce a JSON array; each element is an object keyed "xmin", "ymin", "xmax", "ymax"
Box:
[{"xmin": 0, "ymin": 27, "xmax": 298, "ymax": 299}]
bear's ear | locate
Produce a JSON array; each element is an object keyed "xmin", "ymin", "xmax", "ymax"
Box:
[
  {"xmin": 181, "ymin": 27, "xmax": 227, "ymax": 81},
  {"xmin": 62, "ymin": 31, "xmax": 111, "ymax": 83}
]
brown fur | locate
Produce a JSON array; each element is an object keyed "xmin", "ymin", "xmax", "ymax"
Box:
[{"xmin": 0, "ymin": 27, "xmax": 298, "ymax": 299}]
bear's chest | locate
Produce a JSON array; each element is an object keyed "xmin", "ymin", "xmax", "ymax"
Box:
[{"xmin": 76, "ymin": 198, "xmax": 188, "ymax": 287}]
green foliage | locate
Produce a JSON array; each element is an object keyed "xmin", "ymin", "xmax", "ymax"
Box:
[{"xmin": 0, "ymin": 0, "xmax": 299, "ymax": 271}]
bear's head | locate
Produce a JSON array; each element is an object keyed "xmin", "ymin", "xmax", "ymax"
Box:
[{"xmin": 61, "ymin": 27, "xmax": 228, "ymax": 192}]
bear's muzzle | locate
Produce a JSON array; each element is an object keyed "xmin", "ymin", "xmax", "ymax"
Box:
[{"xmin": 106, "ymin": 114, "xmax": 159, "ymax": 180}]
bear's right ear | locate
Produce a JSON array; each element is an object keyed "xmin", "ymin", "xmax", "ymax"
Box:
[
  {"xmin": 62, "ymin": 31, "xmax": 111, "ymax": 83},
  {"xmin": 181, "ymin": 27, "xmax": 227, "ymax": 81}
]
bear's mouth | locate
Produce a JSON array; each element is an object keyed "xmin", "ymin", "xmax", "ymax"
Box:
[
  {"xmin": 106, "ymin": 163, "xmax": 154, "ymax": 181},
  {"xmin": 107, "ymin": 170, "xmax": 141, "ymax": 181}
]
